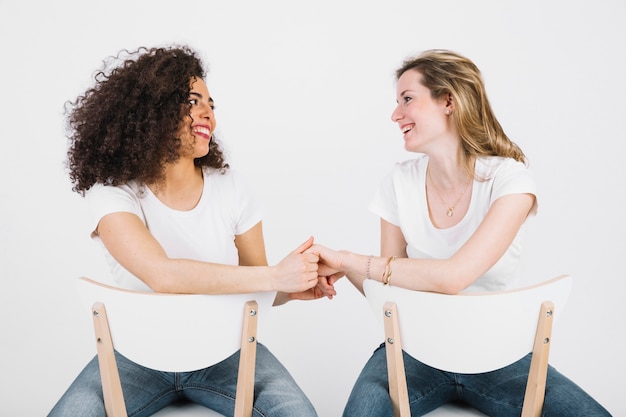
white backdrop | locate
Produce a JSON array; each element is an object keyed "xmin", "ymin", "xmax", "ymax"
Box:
[{"xmin": 1, "ymin": 1, "xmax": 624, "ymax": 415}]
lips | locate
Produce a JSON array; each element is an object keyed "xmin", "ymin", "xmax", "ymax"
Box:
[
  {"xmin": 401, "ymin": 124, "xmax": 414, "ymax": 134},
  {"xmin": 193, "ymin": 125, "xmax": 212, "ymax": 140}
]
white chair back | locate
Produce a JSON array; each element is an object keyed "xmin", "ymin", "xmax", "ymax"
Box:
[
  {"xmin": 363, "ymin": 275, "xmax": 572, "ymax": 374},
  {"xmin": 76, "ymin": 277, "xmax": 276, "ymax": 372}
]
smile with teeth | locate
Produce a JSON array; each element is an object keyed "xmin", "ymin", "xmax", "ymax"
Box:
[
  {"xmin": 193, "ymin": 126, "xmax": 212, "ymax": 138},
  {"xmin": 402, "ymin": 124, "xmax": 414, "ymax": 134}
]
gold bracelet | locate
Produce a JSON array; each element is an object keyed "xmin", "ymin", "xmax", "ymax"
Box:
[{"xmin": 382, "ymin": 256, "xmax": 397, "ymax": 286}]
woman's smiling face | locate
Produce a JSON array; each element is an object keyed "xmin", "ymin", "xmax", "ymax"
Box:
[
  {"xmin": 391, "ymin": 70, "xmax": 450, "ymax": 153},
  {"xmin": 178, "ymin": 77, "xmax": 217, "ymax": 159}
]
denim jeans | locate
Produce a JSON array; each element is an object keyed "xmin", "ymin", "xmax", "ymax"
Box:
[
  {"xmin": 343, "ymin": 343, "xmax": 611, "ymax": 417},
  {"xmin": 48, "ymin": 343, "xmax": 317, "ymax": 417}
]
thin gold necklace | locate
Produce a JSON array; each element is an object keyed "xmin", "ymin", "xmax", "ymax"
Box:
[{"xmin": 427, "ymin": 169, "xmax": 471, "ymax": 217}]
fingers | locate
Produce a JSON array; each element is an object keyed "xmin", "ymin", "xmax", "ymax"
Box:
[
  {"xmin": 283, "ymin": 239, "xmax": 343, "ymax": 296},
  {"xmin": 301, "ymin": 256, "xmax": 320, "ymax": 290},
  {"xmin": 328, "ymin": 272, "xmax": 344, "ymax": 285},
  {"xmin": 306, "ymin": 243, "xmax": 327, "ymax": 257},
  {"xmin": 317, "ymin": 276, "xmax": 337, "ymax": 299},
  {"xmin": 291, "ymin": 236, "xmax": 314, "ymax": 255}
]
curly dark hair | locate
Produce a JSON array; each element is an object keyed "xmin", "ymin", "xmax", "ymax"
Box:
[{"xmin": 65, "ymin": 45, "xmax": 229, "ymax": 194}]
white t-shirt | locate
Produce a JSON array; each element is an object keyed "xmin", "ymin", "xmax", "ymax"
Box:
[
  {"xmin": 369, "ymin": 155, "xmax": 537, "ymax": 292},
  {"xmin": 86, "ymin": 168, "xmax": 263, "ymax": 291}
]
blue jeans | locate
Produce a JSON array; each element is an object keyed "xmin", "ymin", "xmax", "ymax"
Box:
[
  {"xmin": 343, "ymin": 343, "xmax": 611, "ymax": 417},
  {"xmin": 48, "ymin": 343, "xmax": 317, "ymax": 417}
]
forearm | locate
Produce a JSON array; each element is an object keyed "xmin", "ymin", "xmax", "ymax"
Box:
[
  {"xmin": 140, "ymin": 258, "xmax": 277, "ymax": 294},
  {"xmin": 340, "ymin": 252, "xmax": 472, "ymax": 294}
]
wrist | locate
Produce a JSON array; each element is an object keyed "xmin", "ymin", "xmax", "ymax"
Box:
[
  {"xmin": 342, "ymin": 251, "xmax": 363, "ymax": 277},
  {"xmin": 381, "ymin": 256, "xmax": 397, "ymax": 286},
  {"xmin": 266, "ymin": 265, "xmax": 281, "ymax": 292},
  {"xmin": 363, "ymin": 255, "xmax": 397, "ymax": 285}
]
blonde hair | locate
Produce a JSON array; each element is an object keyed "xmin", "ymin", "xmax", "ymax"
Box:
[{"xmin": 396, "ymin": 49, "xmax": 526, "ymax": 177}]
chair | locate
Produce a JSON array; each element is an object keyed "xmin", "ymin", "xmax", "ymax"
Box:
[
  {"xmin": 363, "ymin": 274, "xmax": 573, "ymax": 417},
  {"xmin": 76, "ymin": 276, "xmax": 277, "ymax": 417}
]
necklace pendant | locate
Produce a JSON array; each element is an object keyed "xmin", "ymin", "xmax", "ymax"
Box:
[{"xmin": 446, "ymin": 208, "xmax": 454, "ymax": 217}]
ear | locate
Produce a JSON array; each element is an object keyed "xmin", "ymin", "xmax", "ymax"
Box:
[{"xmin": 444, "ymin": 93, "xmax": 454, "ymax": 115}]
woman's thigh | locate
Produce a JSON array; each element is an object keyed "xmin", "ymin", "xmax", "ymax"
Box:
[
  {"xmin": 48, "ymin": 353, "xmax": 177, "ymax": 417},
  {"xmin": 458, "ymin": 354, "xmax": 611, "ymax": 417},
  {"xmin": 343, "ymin": 344, "xmax": 457, "ymax": 417},
  {"xmin": 183, "ymin": 343, "xmax": 317, "ymax": 417}
]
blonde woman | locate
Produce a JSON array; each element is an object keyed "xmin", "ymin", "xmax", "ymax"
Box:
[{"xmin": 312, "ymin": 50, "xmax": 610, "ymax": 417}]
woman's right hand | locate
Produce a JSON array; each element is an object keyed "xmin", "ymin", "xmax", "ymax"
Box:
[
  {"xmin": 272, "ymin": 237, "xmax": 321, "ymax": 293},
  {"xmin": 308, "ymin": 244, "xmax": 347, "ymax": 280}
]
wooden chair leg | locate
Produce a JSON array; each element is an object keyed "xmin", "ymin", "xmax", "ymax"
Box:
[
  {"xmin": 522, "ymin": 301, "xmax": 554, "ymax": 417},
  {"xmin": 92, "ymin": 302, "xmax": 128, "ymax": 417},
  {"xmin": 383, "ymin": 302, "xmax": 411, "ymax": 417},
  {"xmin": 234, "ymin": 300, "xmax": 258, "ymax": 417}
]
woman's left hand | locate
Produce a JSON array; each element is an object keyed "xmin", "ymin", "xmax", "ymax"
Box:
[{"xmin": 290, "ymin": 275, "xmax": 337, "ymax": 300}]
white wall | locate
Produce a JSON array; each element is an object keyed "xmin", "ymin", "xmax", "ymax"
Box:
[{"xmin": 1, "ymin": 1, "xmax": 624, "ymax": 415}]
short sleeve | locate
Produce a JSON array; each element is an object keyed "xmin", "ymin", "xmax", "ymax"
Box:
[
  {"xmin": 227, "ymin": 170, "xmax": 264, "ymax": 236},
  {"xmin": 491, "ymin": 159, "xmax": 538, "ymax": 216},
  {"xmin": 85, "ymin": 183, "xmax": 144, "ymax": 235},
  {"xmin": 369, "ymin": 167, "xmax": 401, "ymax": 226}
]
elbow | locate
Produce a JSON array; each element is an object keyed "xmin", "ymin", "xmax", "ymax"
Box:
[
  {"xmin": 143, "ymin": 279, "xmax": 174, "ymax": 293},
  {"xmin": 436, "ymin": 280, "xmax": 466, "ymax": 295},
  {"xmin": 140, "ymin": 268, "xmax": 180, "ymax": 293},
  {"xmin": 434, "ymin": 270, "xmax": 475, "ymax": 295},
  {"xmin": 147, "ymin": 274, "xmax": 188, "ymax": 293},
  {"xmin": 148, "ymin": 279, "xmax": 175, "ymax": 293},
  {"xmin": 433, "ymin": 258, "xmax": 484, "ymax": 294}
]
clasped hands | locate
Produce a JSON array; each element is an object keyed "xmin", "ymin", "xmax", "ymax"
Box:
[{"xmin": 278, "ymin": 237, "xmax": 347, "ymax": 302}]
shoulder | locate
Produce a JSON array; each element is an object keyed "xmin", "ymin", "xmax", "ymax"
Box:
[
  {"xmin": 202, "ymin": 167, "xmax": 248, "ymax": 188},
  {"xmin": 476, "ymin": 156, "xmax": 538, "ymax": 211},
  {"xmin": 376, "ymin": 156, "xmax": 427, "ymax": 192},
  {"xmin": 475, "ymin": 156, "xmax": 529, "ymax": 178},
  {"xmin": 476, "ymin": 156, "xmax": 535, "ymax": 186},
  {"xmin": 201, "ymin": 167, "xmax": 259, "ymax": 205},
  {"xmin": 86, "ymin": 181, "xmax": 144, "ymax": 205},
  {"xmin": 202, "ymin": 166, "xmax": 242, "ymax": 180},
  {"xmin": 85, "ymin": 181, "xmax": 146, "ymax": 230},
  {"xmin": 389, "ymin": 154, "xmax": 428, "ymax": 178}
]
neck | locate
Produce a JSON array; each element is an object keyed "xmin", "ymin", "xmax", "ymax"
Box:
[
  {"xmin": 148, "ymin": 160, "xmax": 204, "ymax": 210},
  {"xmin": 426, "ymin": 153, "xmax": 470, "ymax": 190}
]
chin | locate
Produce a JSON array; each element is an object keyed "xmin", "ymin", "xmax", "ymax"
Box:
[
  {"xmin": 196, "ymin": 147, "xmax": 210, "ymax": 158},
  {"xmin": 404, "ymin": 142, "xmax": 419, "ymax": 153}
]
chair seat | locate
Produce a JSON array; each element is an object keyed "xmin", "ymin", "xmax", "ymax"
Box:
[{"xmin": 151, "ymin": 402, "xmax": 226, "ymax": 416}]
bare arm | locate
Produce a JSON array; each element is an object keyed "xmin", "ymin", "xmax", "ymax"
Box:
[
  {"xmin": 234, "ymin": 222, "xmax": 269, "ymax": 267},
  {"xmin": 314, "ymin": 193, "xmax": 535, "ymax": 295},
  {"xmin": 97, "ymin": 212, "xmax": 319, "ymax": 294}
]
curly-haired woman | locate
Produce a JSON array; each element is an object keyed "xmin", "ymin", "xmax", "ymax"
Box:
[{"xmin": 48, "ymin": 45, "xmax": 322, "ymax": 417}]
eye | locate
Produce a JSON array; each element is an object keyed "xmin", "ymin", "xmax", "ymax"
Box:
[
  {"xmin": 403, "ymin": 96, "xmax": 412, "ymax": 104},
  {"xmin": 189, "ymin": 98, "xmax": 198, "ymax": 106}
]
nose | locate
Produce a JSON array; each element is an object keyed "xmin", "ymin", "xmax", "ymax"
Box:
[
  {"xmin": 202, "ymin": 104, "xmax": 214, "ymax": 119},
  {"xmin": 391, "ymin": 104, "xmax": 403, "ymax": 123},
  {"xmin": 198, "ymin": 102, "xmax": 214, "ymax": 120}
]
